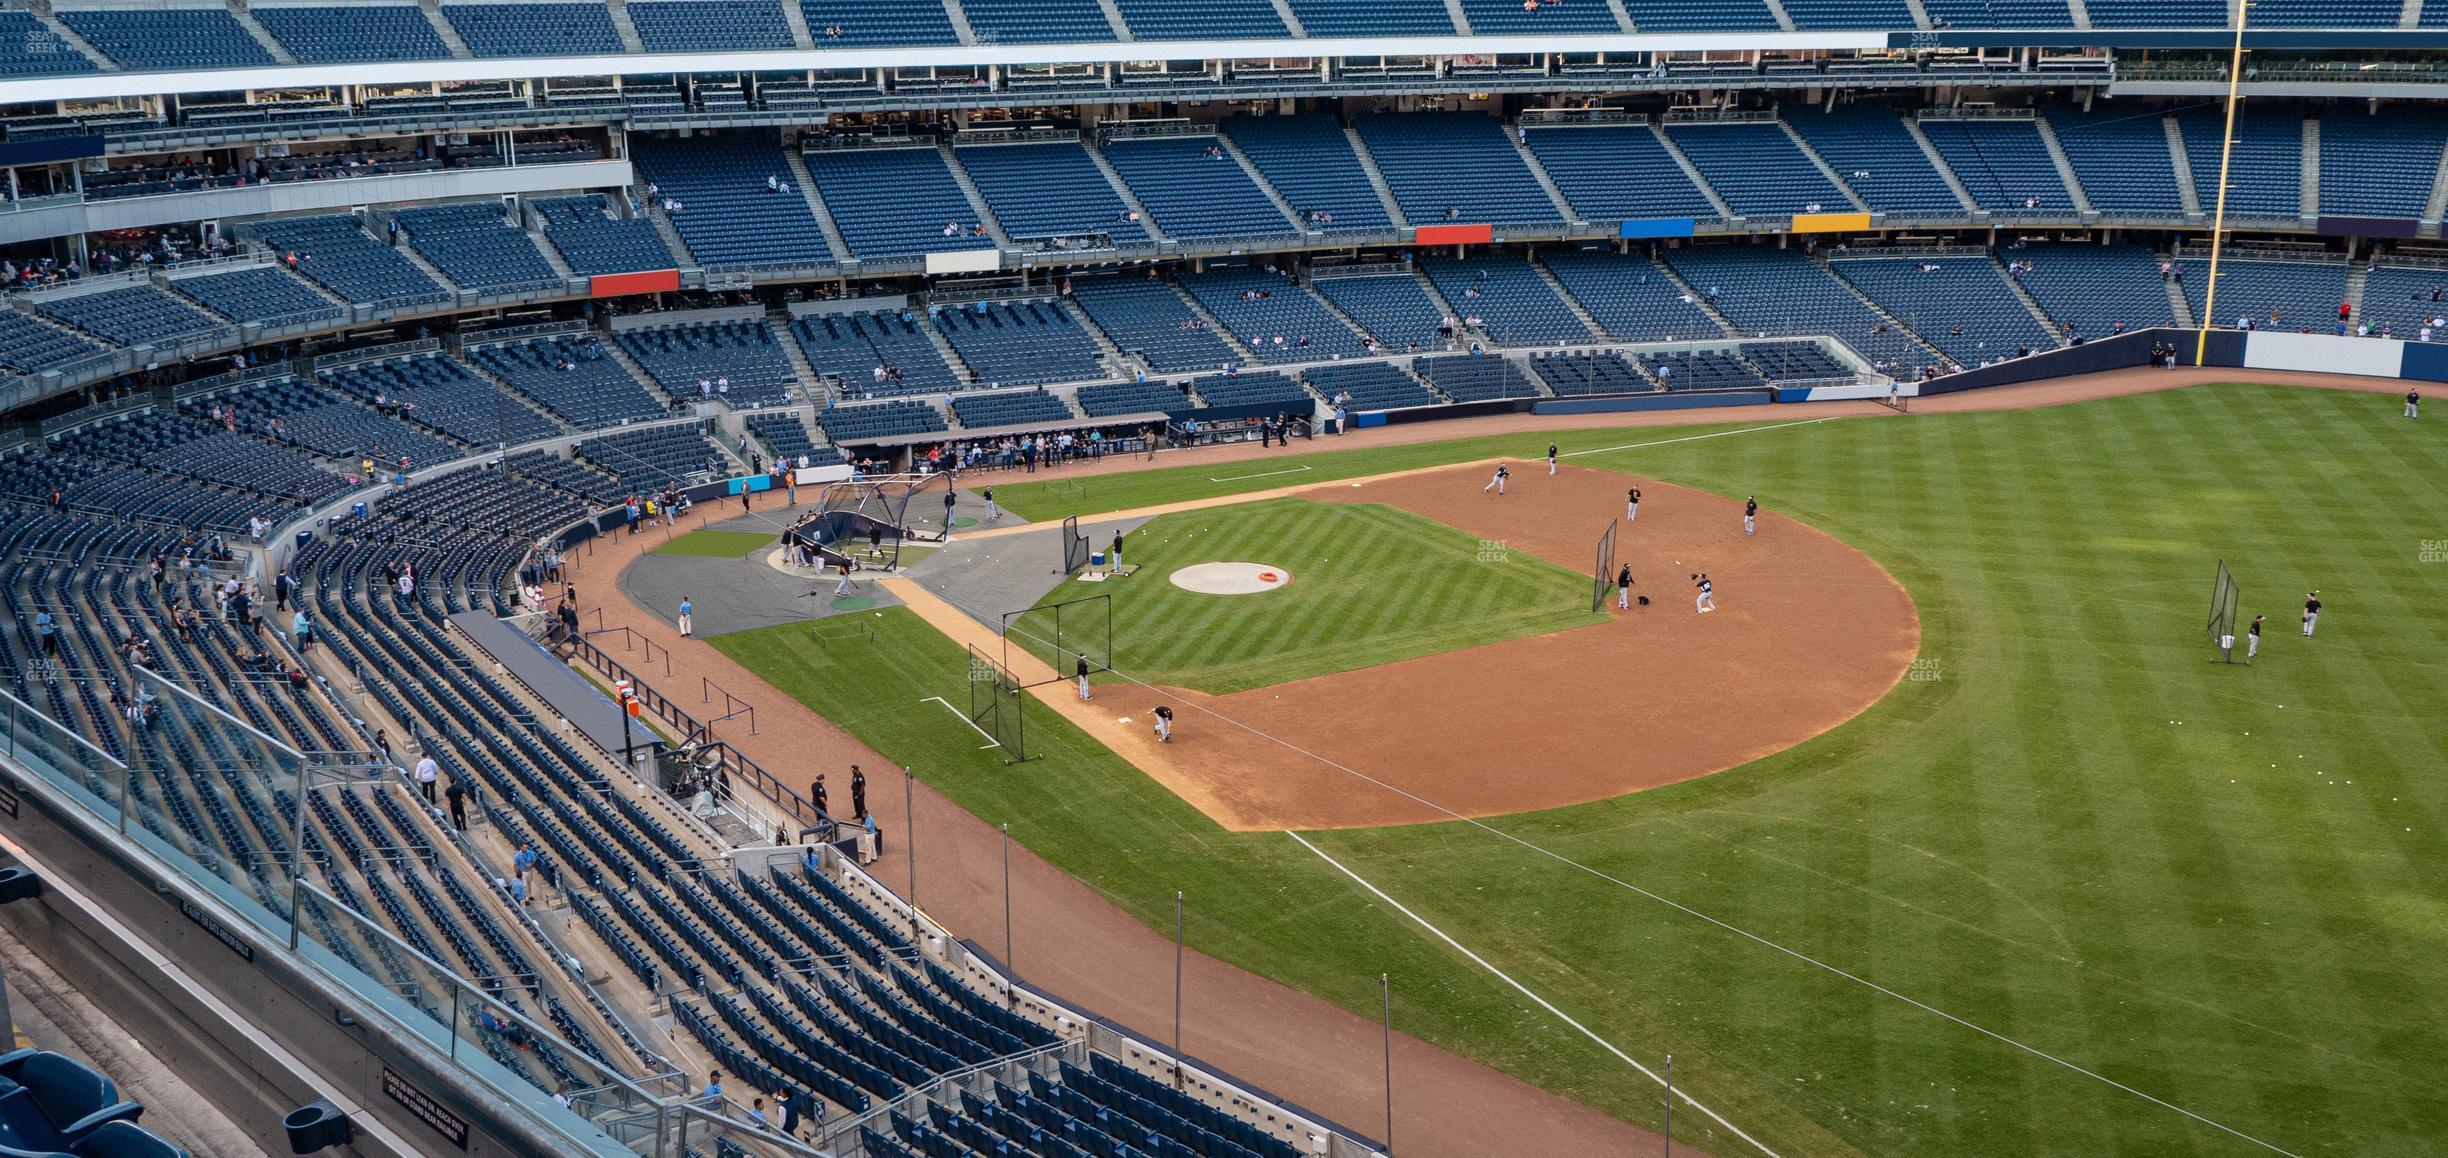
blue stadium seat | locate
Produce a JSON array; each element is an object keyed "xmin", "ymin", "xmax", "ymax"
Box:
[
  {"xmin": 625, "ymin": 0, "xmax": 795, "ymax": 50},
  {"xmin": 1302, "ymin": 362, "xmax": 1437, "ymax": 410},
  {"xmin": 961, "ymin": 0, "xmax": 1115, "ymax": 41},
  {"xmin": 470, "ymin": 337, "xmax": 672, "ymax": 426},
  {"xmin": 800, "ymin": 0, "xmax": 959, "ymax": 43},
  {"xmin": 1066, "ymin": 278, "xmax": 1239, "ymax": 372},
  {"xmin": 2046, "ymin": 105, "xmax": 2186, "ymax": 217},
  {"xmin": 629, "ymin": 135, "xmax": 837, "ymax": 269},
  {"xmin": 2318, "ymin": 111, "xmax": 2448, "ymax": 220},
  {"xmin": 955, "ymin": 141, "xmax": 1148, "ymax": 243},
  {"xmin": 1618, "ymin": 0, "xmax": 1778, "ymax": 30},
  {"xmin": 0, "ymin": 12, "xmax": 99, "ymax": 75},
  {"xmin": 1355, "ymin": 112, "xmax": 1561, "ymax": 226},
  {"xmin": 612, "ymin": 321, "xmax": 801, "ymax": 408},
  {"xmin": 934, "ymin": 300, "xmax": 1108, "ymax": 386},
  {"xmin": 1102, "ymin": 137, "xmax": 1295, "ymax": 241},
  {"xmin": 1785, "ymin": 105, "xmax": 1966, "ymax": 215},
  {"xmin": 1178, "ymin": 268, "xmax": 1369, "ymax": 361},
  {"xmin": 790, "ymin": 311, "xmax": 961, "ymax": 397},
  {"xmin": 532, "ymin": 196, "xmax": 679, "ymax": 275},
  {"xmin": 58, "ymin": 9, "xmax": 275, "ymax": 71},
  {"xmin": 253, "ymin": 5, "xmax": 451, "ymax": 63},
  {"xmin": 1218, "ymin": 116, "xmax": 1393, "ymax": 233},
  {"xmin": 1662, "ymin": 122, "xmax": 1851, "ymax": 220},
  {"xmin": 1460, "ymin": 0, "xmax": 1624, "ymax": 33},
  {"xmin": 949, "ymin": 388, "xmax": 1076, "ymax": 429},
  {"xmin": 2178, "ymin": 107, "xmax": 2303, "ymax": 220},
  {"xmin": 35, "ymin": 285, "xmax": 225, "ymax": 347},
  {"xmin": 248, "ymin": 215, "xmax": 451, "ymax": 308},
  {"xmin": 1313, "ymin": 274, "xmax": 1448, "ymax": 352},
  {"xmin": 1421, "ymin": 254, "xmax": 1595, "ymax": 344},
  {"xmin": 1917, "ymin": 0, "xmax": 2072, "ymax": 25},
  {"xmin": 0, "ymin": 311, "xmax": 111, "ymax": 375},
  {"xmin": 1915, "ymin": 116, "xmax": 2078, "ymax": 216},
  {"xmin": 804, "ymin": 147, "xmax": 996, "ymax": 259},
  {"xmin": 2184, "ymin": 257, "xmax": 2349, "ymax": 332},
  {"xmin": 1539, "ymin": 250, "xmax": 1725, "ymax": 342},
  {"xmin": 1779, "ymin": 0, "xmax": 1914, "ymax": 28},
  {"xmin": 1285, "ymin": 0, "xmax": 1453, "ymax": 35},
  {"xmin": 394, "ymin": 203, "xmax": 565, "ymax": 294},
  {"xmin": 1832, "ymin": 256, "xmax": 2055, "ymax": 366},
  {"xmin": 444, "ymin": 3, "xmax": 624, "ymax": 55},
  {"xmin": 1111, "ymin": 0, "xmax": 1287, "ymax": 38},
  {"xmin": 1523, "ymin": 124, "xmax": 1719, "ymax": 222},
  {"xmin": 164, "ymin": 267, "xmax": 344, "ymax": 329},
  {"xmin": 2083, "ymin": 0, "xmax": 2222, "ymax": 23},
  {"xmin": 1665, "ymin": 246, "xmax": 1935, "ymax": 372},
  {"xmin": 2011, "ymin": 243, "xmax": 2180, "ymax": 340},
  {"xmin": 817, "ymin": 399, "xmax": 947, "ymax": 443}
]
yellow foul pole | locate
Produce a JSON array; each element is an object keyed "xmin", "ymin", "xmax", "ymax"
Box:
[{"xmin": 2195, "ymin": 0, "xmax": 2251, "ymax": 365}]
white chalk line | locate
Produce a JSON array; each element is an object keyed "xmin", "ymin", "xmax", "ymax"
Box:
[
  {"xmin": 1286, "ymin": 830, "xmax": 1777, "ymax": 1157},
  {"xmin": 1207, "ymin": 464, "xmax": 1316, "ymax": 484},
  {"xmin": 1561, "ymin": 417, "xmax": 1837, "ymax": 461},
  {"xmin": 917, "ymin": 696, "xmax": 1001, "ymax": 749}
]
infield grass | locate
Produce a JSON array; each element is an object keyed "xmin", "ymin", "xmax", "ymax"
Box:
[
  {"xmin": 721, "ymin": 384, "xmax": 2448, "ymax": 1157},
  {"xmin": 650, "ymin": 529, "xmax": 774, "ymax": 558},
  {"xmin": 1022, "ymin": 498, "xmax": 1599, "ymax": 693}
]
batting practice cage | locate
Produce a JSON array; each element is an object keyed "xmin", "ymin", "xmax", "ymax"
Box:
[
  {"xmin": 2207, "ymin": 559, "xmax": 2241, "ymax": 663},
  {"xmin": 965, "ymin": 644, "xmax": 1030, "ymax": 763},
  {"xmin": 1060, "ymin": 515, "xmax": 1091, "ymax": 575},
  {"xmin": 797, "ymin": 472, "xmax": 957, "ymax": 570},
  {"xmin": 1592, "ymin": 518, "xmax": 1619, "ymax": 613},
  {"xmin": 1003, "ymin": 593, "xmax": 1114, "ymax": 684}
]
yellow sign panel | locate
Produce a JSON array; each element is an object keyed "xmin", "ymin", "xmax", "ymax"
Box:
[{"xmin": 1790, "ymin": 212, "xmax": 1872, "ymax": 234}]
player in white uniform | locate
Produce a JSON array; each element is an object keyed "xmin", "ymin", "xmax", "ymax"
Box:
[
  {"xmin": 2301, "ymin": 591, "xmax": 2321, "ymax": 637},
  {"xmin": 1616, "ymin": 564, "xmax": 1634, "ymax": 610},
  {"xmin": 1744, "ymin": 496, "xmax": 1757, "ymax": 536},
  {"xmin": 1626, "ymin": 486, "xmax": 1640, "ymax": 522},
  {"xmin": 1482, "ymin": 464, "xmax": 1509, "ymax": 495},
  {"xmin": 1547, "ymin": 443, "xmax": 1559, "ymax": 476},
  {"xmin": 1152, "ymin": 705, "xmax": 1174, "ymax": 743}
]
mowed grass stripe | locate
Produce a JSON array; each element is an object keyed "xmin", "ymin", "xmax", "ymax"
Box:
[{"xmin": 727, "ymin": 384, "xmax": 2448, "ymax": 1156}]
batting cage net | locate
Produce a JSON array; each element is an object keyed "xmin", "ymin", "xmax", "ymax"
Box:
[
  {"xmin": 803, "ymin": 472, "xmax": 956, "ymax": 570},
  {"xmin": 1591, "ymin": 518, "xmax": 1619, "ymax": 613},
  {"xmin": 1003, "ymin": 593, "xmax": 1113, "ymax": 687},
  {"xmin": 1061, "ymin": 515, "xmax": 1090, "ymax": 575},
  {"xmin": 965, "ymin": 644, "xmax": 1029, "ymax": 763},
  {"xmin": 2206, "ymin": 559, "xmax": 2241, "ymax": 663}
]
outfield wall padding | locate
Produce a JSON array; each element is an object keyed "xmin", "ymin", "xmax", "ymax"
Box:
[
  {"xmin": 1534, "ymin": 390, "xmax": 1772, "ymax": 415},
  {"xmin": 2242, "ymin": 331, "xmax": 2405, "ymax": 377}
]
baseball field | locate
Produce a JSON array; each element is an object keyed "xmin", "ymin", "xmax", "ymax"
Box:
[{"xmin": 713, "ymin": 381, "xmax": 2448, "ymax": 1156}]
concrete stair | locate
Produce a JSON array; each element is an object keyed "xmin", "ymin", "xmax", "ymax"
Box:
[
  {"xmin": 1508, "ymin": 131, "xmax": 1580, "ymax": 223},
  {"xmin": 2421, "ymin": 138, "xmax": 2448, "ymax": 231},
  {"xmin": 939, "ymin": 0, "xmax": 979, "ymax": 42},
  {"xmin": 454, "ymin": 352, "xmax": 584, "ymax": 436},
  {"xmin": 2405, "ymin": 0, "xmax": 2425, "ymax": 26},
  {"xmin": 29, "ymin": 9, "xmax": 117, "ymax": 70},
  {"xmin": 937, "ymin": 143, "xmax": 1015, "ymax": 248},
  {"xmin": 1651, "ymin": 259, "xmax": 1741, "ymax": 336},
  {"xmin": 383, "ymin": 224, "xmax": 466, "ymax": 297},
  {"xmin": 1525, "ymin": 252, "xmax": 1606, "ymax": 340},
  {"xmin": 2065, "ymin": 0, "xmax": 2092, "ymax": 25},
  {"xmin": 1780, "ymin": 121, "xmax": 1871, "ymax": 212},
  {"xmin": 2165, "ymin": 277, "xmax": 2195, "ymax": 327},
  {"xmin": 595, "ymin": 336, "xmax": 681, "ymax": 409},
  {"xmin": 1602, "ymin": 0, "xmax": 1636, "ymax": 29},
  {"xmin": 2164, "ymin": 115, "xmax": 2203, "ymax": 216},
  {"xmin": 1902, "ymin": 117, "xmax": 1979, "ymax": 214},
  {"xmin": 1304, "ymin": 277, "xmax": 1384, "ymax": 346},
  {"xmin": 769, "ymin": 309, "xmax": 828, "ymax": 400},
  {"xmin": 527, "ymin": 229, "xmax": 577, "ymax": 282},
  {"xmin": 643, "ymin": 205, "xmax": 698, "ymax": 268},
  {"xmin": 1083, "ymin": 142, "xmax": 1168, "ymax": 243},
  {"xmin": 916, "ymin": 315, "xmax": 977, "ymax": 386},
  {"xmin": 2032, "ymin": 114, "xmax": 2095, "ymax": 216},
  {"xmin": 1991, "ymin": 255, "xmax": 2061, "ymax": 338},
  {"xmin": 1265, "ymin": 0, "xmax": 1307, "ymax": 34},
  {"xmin": 1214, "ymin": 132, "xmax": 1307, "ymax": 234},
  {"xmin": 1167, "ymin": 280, "xmax": 1257, "ymax": 360},
  {"xmin": 1060, "ymin": 299, "xmax": 1136, "ymax": 376},
  {"xmin": 2301, "ymin": 117, "xmax": 2321, "ymax": 218},
  {"xmin": 1090, "ymin": 0, "xmax": 1132, "ymax": 38},
  {"xmin": 1341, "ymin": 122, "xmax": 1408, "ymax": 228},
  {"xmin": 1760, "ymin": 0, "xmax": 1798, "ymax": 31},
  {"xmin": 416, "ymin": 0, "xmax": 473, "ymax": 57},
  {"xmin": 604, "ymin": 0, "xmax": 645, "ymax": 51},
  {"xmin": 1900, "ymin": 0, "xmax": 1933, "ymax": 27},
  {"xmin": 1441, "ymin": 0, "xmax": 1474, "ymax": 33},
  {"xmin": 1651, "ymin": 123, "xmax": 1735, "ymax": 221},
  {"xmin": 2345, "ymin": 262, "xmax": 2370, "ymax": 322},
  {"xmin": 779, "ymin": 149, "xmax": 852, "ymax": 265},
  {"xmin": 777, "ymin": 0, "xmax": 816, "ymax": 48},
  {"xmin": 1818, "ymin": 255, "xmax": 1947, "ymax": 362},
  {"xmin": 226, "ymin": 1, "xmax": 296, "ymax": 65}
]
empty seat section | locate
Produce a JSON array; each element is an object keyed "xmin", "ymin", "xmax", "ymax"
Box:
[
  {"xmin": 1779, "ymin": 0, "xmax": 1914, "ymax": 26},
  {"xmin": 1665, "ymin": 246, "xmax": 1930, "ymax": 371},
  {"xmin": 1076, "ymin": 379, "xmax": 1188, "ymax": 416},
  {"xmin": 35, "ymin": 284, "xmax": 224, "ymax": 346},
  {"xmin": 1617, "ymin": 0, "xmax": 1778, "ymax": 30},
  {"xmin": 2246, "ymin": 0, "xmax": 2400, "ymax": 24},
  {"xmin": 2012, "ymin": 243, "xmax": 2180, "ymax": 338},
  {"xmin": 1101, "ymin": 137, "xmax": 1294, "ymax": 241},
  {"xmin": 1523, "ymin": 125, "xmax": 1719, "ymax": 221},
  {"xmin": 322, "ymin": 354, "xmax": 564, "ymax": 445},
  {"xmin": 0, "ymin": 11, "xmax": 98, "ymax": 74},
  {"xmin": 613, "ymin": 321, "xmax": 800, "ymax": 407},
  {"xmin": 254, "ymin": 5, "xmax": 451, "ymax": 62},
  {"xmin": 0, "ymin": 311, "xmax": 110, "ymax": 374},
  {"xmin": 532, "ymin": 196, "xmax": 678, "ymax": 275},
  {"xmin": 2083, "ymin": 0, "xmax": 2222, "ymax": 23},
  {"xmin": 1178, "ymin": 268, "xmax": 1369, "ymax": 361},
  {"xmin": 935, "ymin": 301, "xmax": 1107, "ymax": 387},
  {"xmin": 1285, "ymin": 0, "xmax": 1452, "ymax": 35},
  {"xmin": 1785, "ymin": 105, "xmax": 1965, "ymax": 215},
  {"xmin": 1313, "ymin": 275, "xmax": 1447, "ymax": 350},
  {"xmin": 1421, "ymin": 255, "xmax": 1595, "ymax": 344},
  {"xmin": 1529, "ymin": 351, "xmax": 1653, "ymax": 396},
  {"xmin": 625, "ymin": 0, "xmax": 795, "ymax": 50},
  {"xmin": 1539, "ymin": 250, "xmax": 1724, "ymax": 342},
  {"xmin": 2046, "ymin": 106, "xmax": 2185, "ymax": 217},
  {"xmin": 949, "ymin": 389, "xmax": 1076, "ymax": 429},
  {"xmin": 789, "ymin": 311, "xmax": 960, "ymax": 397},
  {"xmin": 576, "ymin": 425, "xmax": 727, "ymax": 482},
  {"xmin": 469, "ymin": 337, "xmax": 669, "ymax": 426},
  {"xmin": 1187, "ymin": 370, "xmax": 1309, "ymax": 410},
  {"xmin": 1111, "ymin": 0, "xmax": 1287, "ymax": 38},
  {"xmin": 1832, "ymin": 257, "xmax": 2055, "ymax": 365},
  {"xmin": 394, "ymin": 203, "xmax": 564, "ymax": 294},
  {"xmin": 747, "ymin": 412, "xmax": 839, "ymax": 464},
  {"xmin": 1917, "ymin": 0, "xmax": 2072, "ymax": 24},
  {"xmin": 2178, "ymin": 107, "xmax": 2302, "ymax": 219},
  {"xmin": 959, "ymin": 0, "xmax": 1114, "ymax": 41},
  {"xmin": 806, "ymin": 147, "xmax": 998, "ymax": 259},
  {"xmin": 955, "ymin": 142, "xmax": 1147, "ymax": 243},
  {"xmin": 1355, "ymin": 112, "xmax": 1561, "ymax": 226},
  {"xmin": 1743, "ymin": 341, "xmax": 1850, "ymax": 380},
  {"xmin": 1460, "ymin": 0, "xmax": 1624, "ymax": 32},
  {"xmin": 1414, "ymin": 353, "xmax": 1540, "ymax": 400},
  {"xmin": 1218, "ymin": 115, "xmax": 1393, "ymax": 233},
  {"xmin": 1640, "ymin": 349, "xmax": 1764, "ymax": 391},
  {"xmin": 799, "ymin": 0, "xmax": 959, "ymax": 44},
  {"xmin": 1915, "ymin": 117, "xmax": 2078, "ymax": 216},
  {"xmin": 2354, "ymin": 266, "xmax": 2448, "ymax": 334},
  {"xmin": 630, "ymin": 135, "xmax": 837, "ymax": 268},
  {"xmin": 59, "ymin": 8, "xmax": 275, "ymax": 70},
  {"xmin": 444, "ymin": 3, "xmax": 623, "ymax": 54},
  {"xmin": 1067, "ymin": 278, "xmax": 1239, "ymax": 372},
  {"xmin": 2184, "ymin": 257, "xmax": 2349, "ymax": 330},
  {"xmin": 249, "ymin": 215, "xmax": 451, "ymax": 307},
  {"xmin": 202, "ymin": 377, "xmax": 464, "ymax": 466},
  {"xmin": 1303, "ymin": 362, "xmax": 1437, "ymax": 410},
  {"xmin": 1662, "ymin": 123, "xmax": 1851, "ymax": 219},
  {"xmin": 817, "ymin": 400, "xmax": 947, "ymax": 443},
  {"xmin": 2318, "ymin": 112, "xmax": 2448, "ymax": 220}
]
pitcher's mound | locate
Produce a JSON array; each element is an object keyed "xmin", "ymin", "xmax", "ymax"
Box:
[{"xmin": 1170, "ymin": 562, "xmax": 1292, "ymax": 595}]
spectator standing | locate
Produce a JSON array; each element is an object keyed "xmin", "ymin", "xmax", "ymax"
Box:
[
  {"xmin": 445, "ymin": 778, "xmax": 468, "ymax": 831},
  {"xmin": 412, "ymin": 754, "xmax": 440, "ymax": 805},
  {"xmin": 850, "ymin": 765, "xmax": 867, "ymax": 818}
]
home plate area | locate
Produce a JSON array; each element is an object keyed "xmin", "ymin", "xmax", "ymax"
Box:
[{"xmin": 1169, "ymin": 562, "xmax": 1292, "ymax": 595}]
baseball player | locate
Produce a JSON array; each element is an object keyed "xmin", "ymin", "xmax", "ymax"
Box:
[
  {"xmin": 1547, "ymin": 443, "xmax": 1559, "ymax": 476},
  {"xmin": 1110, "ymin": 530, "xmax": 1125, "ymax": 571},
  {"xmin": 2247, "ymin": 614, "xmax": 2264, "ymax": 660},
  {"xmin": 1693, "ymin": 572, "xmax": 1715, "ymax": 614},
  {"xmin": 1152, "ymin": 704, "xmax": 1174, "ymax": 743},
  {"xmin": 677, "ymin": 596, "xmax": 693, "ymax": 638},
  {"xmin": 1626, "ymin": 486, "xmax": 1640, "ymax": 522},
  {"xmin": 2301, "ymin": 591, "xmax": 2321, "ymax": 637},
  {"xmin": 1615, "ymin": 563, "xmax": 1634, "ymax": 610},
  {"xmin": 2408, "ymin": 387, "xmax": 2421, "ymax": 419},
  {"xmin": 983, "ymin": 487, "xmax": 999, "ymax": 522},
  {"xmin": 1744, "ymin": 496, "xmax": 1758, "ymax": 536},
  {"xmin": 1483, "ymin": 463, "xmax": 1509, "ymax": 495},
  {"xmin": 834, "ymin": 558, "xmax": 854, "ymax": 597},
  {"xmin": 1076, "ymin": 653, "xmax": 1094, "ymax": 701}
]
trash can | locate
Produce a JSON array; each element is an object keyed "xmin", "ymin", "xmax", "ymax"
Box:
[
  {"xmin": 351, "ymin": 501, "xmax": 368, "ymax": 520},
  {"xmin": 282, "ymin": 1100, "xmax": 353, "ymax": 1154},
  {"xmin": 1090, "ymin": 551, "xmax": 1107, "ymax": 568},
  {"xmin": 295, "ymin": 530, "xmax": 314, "ymax": 551}
]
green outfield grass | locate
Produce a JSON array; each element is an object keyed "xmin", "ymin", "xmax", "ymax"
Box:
[
  {"xmin": 650, "ymin": 529, "xmax": 774, "ymax": 558},
  {"xmin": 1021, "ymin": 499, "xmax": 1598, "ymax": 693},
  {"xmin": 719, "ymin": 384, "xmax": 2448, "ymax": 1157}
]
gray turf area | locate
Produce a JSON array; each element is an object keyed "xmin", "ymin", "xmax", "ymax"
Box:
[
  {"xmin": 619, "ymin": 503, "xmax": 906, "ymax": 637},
  {"xmin": 903, "ymin": 515, "xmax": 1153, "ymax": 632}
]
